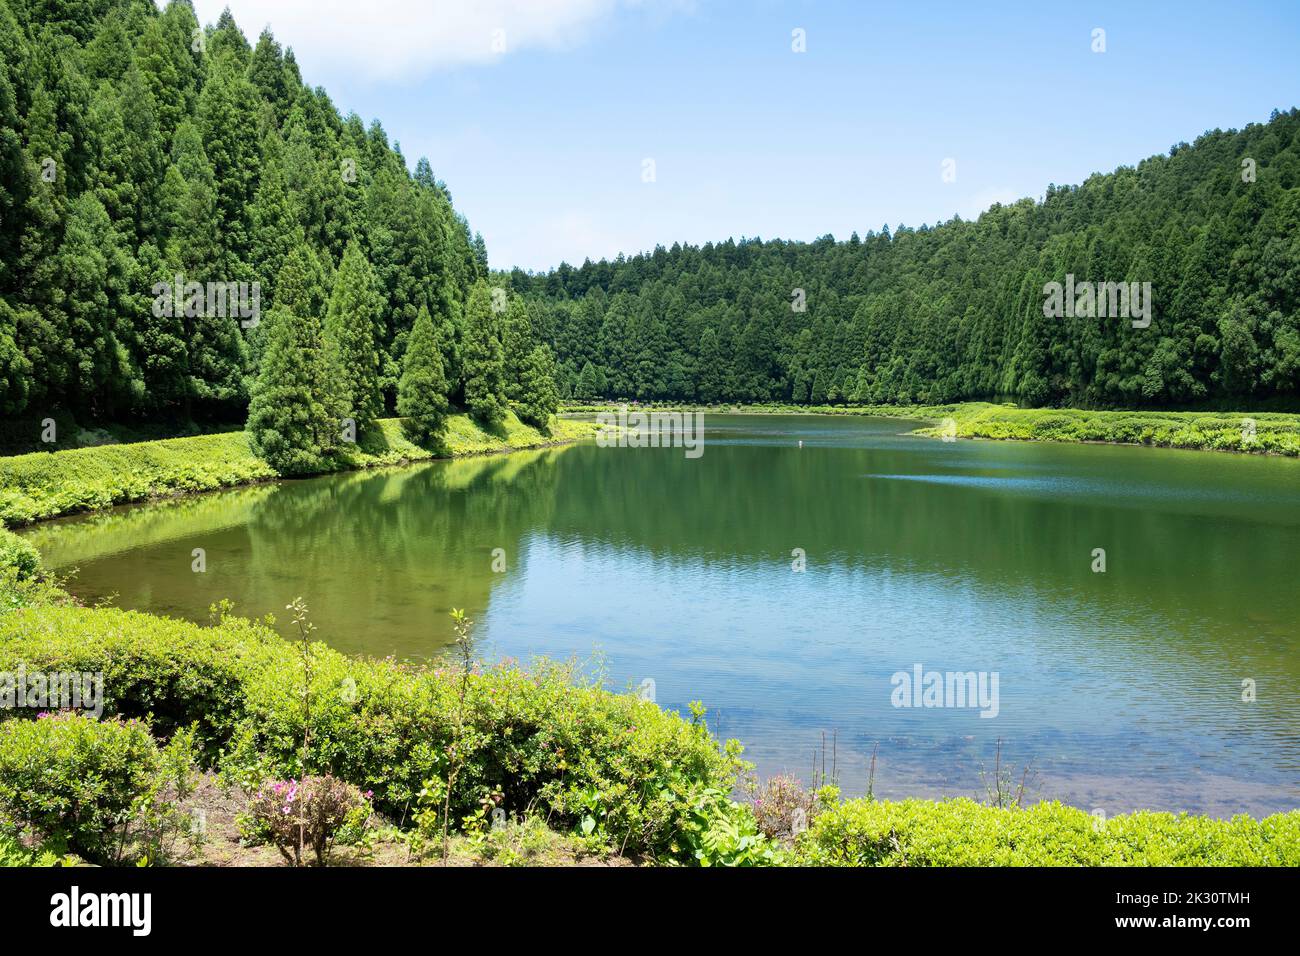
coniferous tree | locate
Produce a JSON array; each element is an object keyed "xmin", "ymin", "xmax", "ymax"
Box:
[
  {"xmin": 276, "ymin": 247, "xmax": 337, "ymax": 451},
  {"xmin": 324, "ymin": 239, "xmax": 384, "ymax": 433},
  {"xmin": 247, "ymin": 306, "xmax": 328, "ymax": 475},
  {"xmin": 574, "ymin": 360, "xmax": 602, "ymax": 401},
  {"xmin": 397, "ymin": 305, "xmax": 449, "ymax": 442},
  {"xmin": 516, "ymin": 343, "xmax": 560, "ymax": 433},
  {"xmin": 461, "ymin": 280, "xmax": 507, "ymax": 425},
  {"xmin": 501, "ymin": 294, "xmax": 532, "ymax": 399}
]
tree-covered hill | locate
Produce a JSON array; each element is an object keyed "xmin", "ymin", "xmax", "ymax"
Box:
[
  {"xmin": 510, "ymin": 109, "xmax": 1300, "ymax": 410},
  {"xmin": 0, "ymin": 0, "xmax": 521, "ymax": 436}
]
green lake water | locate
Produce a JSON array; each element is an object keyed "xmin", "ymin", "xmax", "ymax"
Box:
[{"xmin": 24, "ymin": 415, "xmax": 1300, "ymax": 817}]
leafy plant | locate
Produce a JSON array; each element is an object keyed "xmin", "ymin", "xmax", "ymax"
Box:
[
  {"xmin": 0, "ymin": 712, "xmax": 196, "ymax": 865},
  {"xmin": 0, "ymin": 528, "xmax": 41, "ymax": 580},
  {"xmin": 245, "ymin": 775, "xmax": 370, "ymax": 866},
  {"xmin": 798, "ymin": 797, "xmax": 1300, "ymax": 866}
]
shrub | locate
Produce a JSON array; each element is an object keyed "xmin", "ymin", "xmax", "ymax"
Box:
[
  {"xmin": 245, "ymin": 774, "xmax": 370, "ymax": 866},
  {"xmin": 748, "ymin": 773, "xmax": 820, "ymax": 840},
  {"xmin": 0, "ymin": 605, "xmax": 285, "ymax": 758},
  {"xmin": 0, "ymin": 831, "xmax": 61, "ymax": 867},
  {"xmin": 798, "ymin": 797, "xmax": 1300, "ymax": 866},
  {"xmin": 0, "ymin": 713, "xmax": 162, "ymax": 864},
  {"xmin": 0, "ymin": 527, "xmax": 40, "ymax": 581},
  {"xmin": 2, "ymin": 605, "xmax": 740, "ymax": 861},
  {"xmin": 667, "ymin": 782, "xmax": 787, "ymax": 866},
  {"xmin": 231, "ymin": 651, "xmax": 744, "ymax": 861}
]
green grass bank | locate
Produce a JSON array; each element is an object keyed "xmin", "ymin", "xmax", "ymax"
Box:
[
  {"xmin": 565, "ymin": 400, "xmax": 1300, "ymax": 455},
  {"xmin": 0, "ymin": 413, "xmax": 597, "ymax": 527}
]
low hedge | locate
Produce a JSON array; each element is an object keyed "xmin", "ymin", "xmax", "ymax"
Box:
[
  {"xmin": 0, "ymin": 604, "xmax": 739, "ymax": 861},
  {"xmin": 799, "ymin": 797, "xmax": 1300, "ymax": 866},
  {"xmin": 0, "ymin": 606, "xmax": 282, "ymax": 756}
]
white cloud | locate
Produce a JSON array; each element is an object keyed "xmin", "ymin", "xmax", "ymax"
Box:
[{"xmin": 178, "ymin": 0, "xmax": 646, "ymax": 81}]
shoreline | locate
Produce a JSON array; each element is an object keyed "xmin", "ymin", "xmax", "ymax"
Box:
[
  {"xmin": 563, "ymin": 401, "xmax": 1300, "ymax": 457},
  {"xmin": 0, "ymin": 413, "xmax": 599, "ymax": 528},
  {"xmin": 0, "ymin": 600, "xmax": 1295, "ymax": 868}
]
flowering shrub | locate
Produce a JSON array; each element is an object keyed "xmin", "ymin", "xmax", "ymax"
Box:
[
  {"xmin": 748, "ymin": 774, "xmax": 821, "ymax": 841},
  {"xmin": 246, "ymin": 774, "xmax": 370, "ymax": 866}
]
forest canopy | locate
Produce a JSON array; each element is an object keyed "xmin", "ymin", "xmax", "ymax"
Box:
[
  {"xmin": 509, "ymin": 109, "xmax": 1300, "ymax": 410},
  {"xmin": 0, "ymin": 0, "xmax": 528, "ymax": 441}
]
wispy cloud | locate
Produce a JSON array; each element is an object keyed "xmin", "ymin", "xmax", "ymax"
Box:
[{"xmin": 180, "ymin": 0, "xmax": 678, "ymax": 82}]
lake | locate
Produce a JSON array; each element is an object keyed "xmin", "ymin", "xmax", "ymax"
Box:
[{"xmin": 24, "ymin": 415, "xmax": 1300, "ymax": 818}]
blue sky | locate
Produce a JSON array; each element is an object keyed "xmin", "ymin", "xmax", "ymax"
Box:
[{"xmin": 186, "ymin": 0, "xmax": 1300, "ymax": 272}]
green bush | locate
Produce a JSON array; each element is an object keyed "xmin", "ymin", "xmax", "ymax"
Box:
[
  {"xmin": 0, "ymin": 604, "xmax": 740, "ymax": 861},
  {"xmin": 663, "ymin": 779, "xmax": 787, "ymax": 866},
  {"xmin": 0, "ymin": 606, "xmax": 284, "ymax": 758},
  {"xmin": 0, "ymin": 712, "xmax": 162, "ymax": 864},
  {"xmin": 228, "ymin": 649, "xmax": 743, "ymax": 861},
  {"xmin": 0, "ymin": 528, "xmax": 41, "ymax": 581},
  {"xmin": 0, "ymin": 831, "xmax": 61, "ymax": 867},
  {"xmin": 798, "ymin": 797, "xmax": 1300, "ymax": 866}
]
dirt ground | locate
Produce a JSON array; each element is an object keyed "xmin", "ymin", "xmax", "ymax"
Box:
[{"xmin": 176, "ymin": 773, "xmax": 635, "ymax": 868}]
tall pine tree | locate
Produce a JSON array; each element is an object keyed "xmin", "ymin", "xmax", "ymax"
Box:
[
  {"xmin": 324, "ymin": 239, "xmax": 384, "ymax": 434},
  {"xmin": 461, "ymin": 280, "xmax": 507, "ymax": 426},
  {"xmin": 397, "ymin": 305, "xmax": 449, "ymax": 442}
]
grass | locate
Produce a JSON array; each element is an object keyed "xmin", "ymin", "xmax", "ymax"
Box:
[
  {"xmin": 564, "ymin": 400, "xmax": 1300, "ymax": 455},
  {"xmin": 906, "ymin": 402, "xmax": 1300, "ymax": 455},
  {"xmin": 0, "ymin": 413, "xmax": 598, "ymax": 526}
]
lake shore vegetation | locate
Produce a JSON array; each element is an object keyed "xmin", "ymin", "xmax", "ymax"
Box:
[{"xmin": 1, "ymin": 551, "xmax": 1296, "ymax": 868}]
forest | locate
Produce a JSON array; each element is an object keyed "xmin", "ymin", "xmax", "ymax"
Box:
[
  {"xmin": 2, "ymin": 0, "xmax": 1298, "ymax": 462},
  {"xmin": 511, "ymin": 110, "xmax": 1300, "ymax": 410},
  {"xmin": 0, "ymin": 0, "xmax": 558, "ymax": 470}
]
